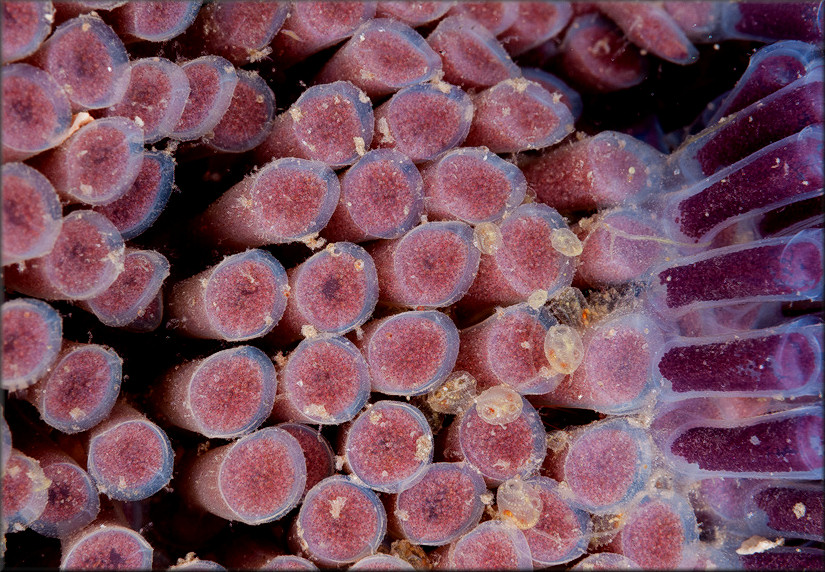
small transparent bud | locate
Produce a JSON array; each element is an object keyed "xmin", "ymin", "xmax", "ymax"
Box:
[
  {"xmin": 497, "ymin": 477, "xmax": 543, "ymax": 530},
  {"xmin": 476, "ymin": 386, "xmax": 522, "ymax": 426},
  {"xmin": 427, "ymin": 371, "xmax": 477, "ymax": 415},
  {"xmin": 544, "ymin": 324, "xmax": 584, "ymax": 375}
]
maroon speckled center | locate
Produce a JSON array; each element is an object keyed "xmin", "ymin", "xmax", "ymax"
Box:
[
  {"xmin": 292, "ymin": 92, "xmax": 366, "ymax": 164},
  {"xmin": 345, "ymin": 159, "xmax": 418, "ymax": 237},
  {"xmin": 97, "ymin": 155, "xmax": 163, "ymax": 233},
  {"xmin": 176, "ymin": 62, "xmax": 221, "ymax": 133},
  {"xmin": 395, "ymin": 228, "xmax": 471, "ymax": 304},
  {"xmin": 190, "ymin": 355, "xmax": 265, "ymax": 434},
  {"xmin": 459, "ymin": 407, "xmax": 540, "ymax": 481},
  {"xmin": 284, "ymin": 340, "xmax": 366, "ymax": 420},
  {"xmin": 2, "ymin": 75, "xmax": 59, "ymax": 150},
  {"xmin": 565, "ymin": 428, "xmax": 639, "ymax": 508},
  {"xmin": 346, "ymin": 405, "xmax": 427, "ymax": 486},
  {"xmin": 368, "ymin": 315, "xmax": 448, "ymax": 392},
  {"xmin": 396, "ymin": 465, "xmax": 479, "ymax": 543},
  {"xmin": 206, "ymin": 258, "xmax": 280, "ymax": 339},
  {"xmin": 220, "ymin": 436, "xmax": 300, "ymax": 519},
  {"xmin": 90, "ymin": 421, "xmax": 165, "ymax": 489},
  {"xmin": 436, "ymin": 155, "xmax": 513, "ymax": 221},
  {"xmin": 43, "ymin": 348, "xmax": 114, "ymax": 424},
  {"xmin": 452, "ymin": 526, "xmax": 522, "ymax": 569},
  {"xmin": 1, "ymin": 306, "xmax": 51, "ymax": 380},
  {"xmin": 107, "ymin": 63, "xmax": 174, "ymax": 131},
  {"xmin": 621, "ymin": 501, "xmax": 686, "ymax": 569},
  {"xmin": 300, "ymin": 481, "xmax": 381, "ymax": 563},
  {"xmin": 66, "ymin": 124, "xmax": 134, "ymax": 200},
  {"xmin": 39, "ymin": 463, "xmax": 92, "ymax": 524},
  {"xmin": 44, "ymin": 25, "xmax": 118, "ymax": 106},
  {"xmin": 253, "ymin": 168, "xmax": 330, "ymax": 238},
  {"xmin": 63, "ymin": 529, "xmax": 149, "ymax": 569},
  {"xmin": 295, "ymin": 251, "xmax": 369, "ymax": 331}
]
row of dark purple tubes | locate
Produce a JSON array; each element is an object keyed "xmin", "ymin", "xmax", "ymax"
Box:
[{"xmin": 2, "ymin": 2, "xmax": 823, "ymax": 570}]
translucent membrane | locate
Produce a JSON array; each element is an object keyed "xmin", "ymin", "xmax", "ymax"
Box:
[
  {"xmin": 1, "ymin": 298, "xmax": 62, "ymax": 392},
  {"xmin": 344, "ymin": 401, "xmax": 433, "ymax": 493},
  {"xmin": 171, "ymin": 55, "xmax": 239, "ymax": 141},
  {"xmin": 196, "ymin": 1, "xmax": 288, "ymax": 65},
  {"xmin": 598, "ymin": 3, "xmax": 698, "ymax": 64},
  {"xmin": 558, "ymin": 13, "xmax": 649, "ymax": 93},
  {"xmin": 646, "ymin": 229, "xmax": 824, "ymax": 318},
  {"xmin": 444, "ymin": 520, "xmax": 532, "ymax": 570},
  {"xmin": 315, "ymin": 18, "xmax": 442, "ymax": 98},
  {"xmin": 87, "ymin": 403, "xmax": 173, "ymax": 501},
  {"xmin": 93, "ymin": 150, "xmax": 175, "ymax": 240},
  {"xmin": 170, "ymin": 558, "xmax": 227, "ymax": 571},
  {"xmin": 255, "ymin": 81, "xmax": 374, "ymax": 169},
  {"xmin": 457, "ymin": 393, "xmax": 546, "ymax": 484},
  {"xmin": 255, "ymin": 555, "xmax": 317, "ymax": 570},
  {"xmin": 4, "ymin": 210, "xmax": 125, "ymax": 301},
  {"xmin": 278, "ymin": 422, "xmax": 335, "ymax": 497},
  {"xmin": 356, "ymin": 310, "xmax": 459, "ymax": 396},
  {"xmin": 571, "ymin": 552, "xmax": 641, "ymax": 570},
  {"xmin": 426, "ymin": 15, "xmax": 521, "ymax": 90},
  {"xmin": 102, "ymin": 57, "xmax": 190, "ymax": 144},
  {"xmin": 375, "ymin": 2, "xmax": 452, "ymax": 26},
  {"xmin": 662, "ymin": 406, "xmax": 823, "ymax": 479},
  {"xmin": 465, "ymin": 78, "xmax": 574, "ymax": 153},
  {"xmin": 718, "ymin": 2, "xmax": 824, "ymax": 43},
  {"xmin": 2, "ymin": 449, "xmax": 49, "ymax": 533},
  {"xmin": 498, "ymin": 1, "xmax": 573, "ymax": 56},
  {"xmin": 1, "ymin": 414, "xmax": 11, "ymax": 471},
  {"xmin": 166, "ymin": 249, "xmax": 289, "ymax": 341},
  {"xmin": 271, "ymin": 1, "xmax": 376, "ymax": 69},
  {"xmin": 273, "ymin": 335, "xmax": 370, "ymax": 425},
  {"xmin": 421, "ymin": 147, "xmax": 526, "ymax": 224},
  {"xmin": 208, "ymin": 69, "xmax": 275, "ymax": 153},
  {"xmin": 184, "ymin": 427, "xmax": 306, "ymax": 524},
  {"xmin": 562, "ymin": 418, "xmax": 654, "ymax": 514},
  {"xmin": 660, "ymin": 125, "xmax": 823, "ymax": 246},
  {"xmin": 111, "ymin": 0, "xmax": 200, "ymax": 42},
  {"xmin": 539, "ymin": 312, "xmax": 663, "ymax": 414},
  {"xmin": 447, "ymin": 2, "xmax": 518, "ymax": 36},
  {"xmin": 350, "ymin": 554, "xmax": 414, "ymax": 570},
  {"xmin": 708, "ymin": 40, "xmax": 822, "ymax": 124},
  {"xmin": 158, "ymin": 346, "xmax": 277, "ymax": 439},
  {"xmin": 31, "ymin": 116, "xmax": 144, "ymax": 206},
  {"xmin": 1, "ymin": 64, "xmax": 72, "ymax": 162},
  {"xmin": 27, "ymin": 447, "xmax": 100, "ymax": 538},
  {"xmin": 461, "ymin": 203, "xmax": 576, "ymax": 309},
  {"xmin": 324, "ymin": 149, "xmax": 424, "ymax": 242},
  {"xmin": 292, "ymin": 475, "xmax": 387, "ymax": 566},
  {"xmin": 124, "ymin": 290, "xmax": 164, "ymax": 333},
  {"xmin": 670, "ymin": 70, "xmax": 823, "ymax": 181},
  {"xmin": 368, "ymin": 221, "xmax": 480, "ymax": 308},
  {"xmin": 81, "ymin": 249, "xmax": 169, "ymax": 328},
  {"xmin": 658, "ymin": 318, "xmax": 823, "ymax": 399},
  {"xmin": 197, "ymin": 158, "xmax": 339, "ymax": 249},
  {"xmin": 276, "ymin": 243, "xmax": 378, "ymax": 339},
  {"xmin": 389, "ymin": 462, "xmax": 486, "ymax": 546},
  {"xmin": 31, "ymin": 14, "xmax": 130, "ymax": 110},
  {"xmin": 60, "ymin": 523, "xmax": 153, "ymax": 570},
  {"xmin": 523, "ymin": 131, "xmax": 666, "ymax": 212},
  {"xmin": 746, "ymin": 480, "xmax": 824, "ymax": 541},
  {"xmin": 521, "ymin": 67, "xmax": 583, "ymax": 121},
  {"xmin": 28, "ymin": 342, "xmax": 122, "ymax": 434},
  {"xmin": 372, "ymin": 81, "xmax": 473, "ymax": 163},
  {"xmin": 455, "ymin": 303, "xmax": 563, "ymax": 395},
  {"xmin": 573, "ymin": 207, "xmax": 670, "ymax": 287},
  {"xmin": 614, "ymin": 493, "xmax": 698, "ymax": 569},
  {"xmin": 1, "ymin": 0, "xmax": 54, "ymax": 63},
  {"xmin": 521, "ymin": 476, "xmax": 591, "ymax": 566}
]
